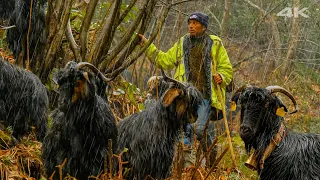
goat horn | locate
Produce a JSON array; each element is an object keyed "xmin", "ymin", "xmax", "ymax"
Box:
[
  {"xmin": 235, "ymin": 84, "xmax": 250, "ymax": 94},
  {"xmin": 76, "ymin": 62, "xmax": 112, "ymax": 83},
  {"xmin": 230, "ymin": 84, "xmax": 250, "ymax": 103},
  {"xmin": 160, "ymin": 68, "xmax": 187, "ymax": 87},
  {"xmin": 266, "ymin": 86, "xmax": 298, "ymax": 114}
]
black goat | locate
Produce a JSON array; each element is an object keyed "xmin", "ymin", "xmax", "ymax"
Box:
[
  {"xmin": 231, "ymin": 85, "xmax": 320, "ymax": 180},
  {"xmin": 42, "ymin": 62, "xmax": 118, "ymax": 180},
  {"xmin": 116, "ymin": 73, "xmax": 203, "ymax": 179},
  {"xmin": 0, "ymin": 57, "xmax": 48, "ymax": 141},
  {"xmin": 0, "ymin": 0, "xmax": 46, "ymax": 68}
]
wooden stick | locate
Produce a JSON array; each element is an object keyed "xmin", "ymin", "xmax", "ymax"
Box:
[
  {"xmin": 212, "ymin": 41, "xmax": 237, "ymax": 167},
  {"xmin": 204, "ymin": 146, "xmax": 229, "ymax": 180}
]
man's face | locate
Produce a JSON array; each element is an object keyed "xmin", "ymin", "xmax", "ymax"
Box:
[{"xmin": 188, "ymin": 19, "xmax": 206, "ymax": 36}]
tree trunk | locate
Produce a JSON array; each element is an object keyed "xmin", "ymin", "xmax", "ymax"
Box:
[
  {"xmin": 282, "ymin": 0, "xmax": 300, "ymax": 75},
  {"xmin": 220, "ymin": 0, "xmax": 231, "ymax": 38},
  {"xmin": 243, "ymin": 0, "xmax": 282, "ymax": 69},
  {"xmin": 270, "ymin": 14, "xmax": 281, "ymax": 68},
  {"xmin": 40, "ymin": 0, "xmax": 73, "ymax": 81}
]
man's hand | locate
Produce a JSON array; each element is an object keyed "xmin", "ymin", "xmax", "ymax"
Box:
[
  {"xmin": 138, "ymin": 34, "xmax": 148, "ymax": 46},
  {"xmin": 213, "ymin": 73, "xmax": 222, "ymax": 84}
]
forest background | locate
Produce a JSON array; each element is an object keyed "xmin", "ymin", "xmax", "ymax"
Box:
[{"xmin": 0, "ymin": 0, "xmax": 319, "ymax": 179}]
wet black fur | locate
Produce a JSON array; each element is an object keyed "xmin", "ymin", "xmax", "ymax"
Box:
[
  {"xmin": 0, "ymin": 57, "xmax": 48, "ymax": 141},
  {"xmin": 0, "ymin": 0, "xmax": 15, "ymax": 20},
  {"xmin": 0, "ymin": 0, "xmax": 46, "ymax": 68},
  {"xmin": 42, "ymin": 62, "xmax": 118, "ymax": 180},
  {"xmin": 232, "ymin": 86, "xmax": 320, "ymax": 180},
  {"xmin": 117, "ymin": 82, "xmax": 203, "ymax": 179}
]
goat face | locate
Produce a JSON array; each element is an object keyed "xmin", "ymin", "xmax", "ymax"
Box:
[
  {"xmin": 162, "ymin": 82, "xmax": 203, "ymax": 123},
  {"xmin": 147, "ymin": 75, "xmax": 203, "ymax": 123},
  {"xmin": 232, "ymin": 86, "xmax": 289, "ymax": 146},
  {"xmin": 53, "ymin": 62, "xmax": 95, "ymax": 113}
]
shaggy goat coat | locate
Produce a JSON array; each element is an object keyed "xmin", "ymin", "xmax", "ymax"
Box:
[
  {"xmin": 0, "ymin": 0, "xmax": 46, "ymax": 68},
  {"xmin": 42, "ymin": 62, "xmax": 118, "ymax": 180},
  {"xmin": 233, "ymin": 86, "xmax": 320, "ymax": 180},
  {"xmin": 117, "ymin": 82, "xmax": 203, "ymax": 180},
  {"xmin": 0, "ymin": 58, "xmax": 48, "ymax": 141},
  {"xmin": 259, "ymin": 132, "xmax": 320, "ymax": 179}
]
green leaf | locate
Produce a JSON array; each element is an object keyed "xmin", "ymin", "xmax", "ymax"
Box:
[
  {"xmin": 127, "ymin": 84, "xmax": 137, "ymax": 105},
  {"xmin": 138, "ymin": 103, "xmax": 145, "ymax": 111},
  {"xmin": 122, "ymin": 147, "xmax": 128, "ymax": 153}
]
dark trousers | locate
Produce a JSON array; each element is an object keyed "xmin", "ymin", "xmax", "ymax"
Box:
[{"xmin": 183, "ymin": 99, "xmax": 222, "ymax": 166}]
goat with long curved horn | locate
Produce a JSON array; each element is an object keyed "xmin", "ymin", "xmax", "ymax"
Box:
[
  {"xmin": 231, "ymin": 86, "xmax": 319, "ymax": 180},
  {"xmin": 266, "ymin": 86, "xmax": 298, "ymax": 114},
  {"xmin": 43, "ymin": 61, "xmax": 118, "ymax": 179}
]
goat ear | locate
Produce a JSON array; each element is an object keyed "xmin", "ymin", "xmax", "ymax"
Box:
[
  {"xmin": 231, "ymin": 101, "xmax": 237, "ymax": 111},
  {"xmin": 230, "ymin": 85, "xmax": 249, "ymax": 109},
  {"xmin": 72, "ymin": 79, "xmax": 89, "ymax": 103},
  {"xmin": 162, "ymin": 88, "xmax": 182, "ymax": 107},
  {"xmin": 230, "ymin": 92, "xmax": 241, "ymax": 111}
]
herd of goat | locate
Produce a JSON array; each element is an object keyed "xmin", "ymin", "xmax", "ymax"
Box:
[
  {"xmin": 1, "ymin": 0, "xmax": 320, "ymax": 180},
  {"xmin": 0, "ymin": 56, "xmax": 205, "ymax": 179},
  {"xmin": 1, "ymin": 55, "xmax": 320, "ymax": 180}
]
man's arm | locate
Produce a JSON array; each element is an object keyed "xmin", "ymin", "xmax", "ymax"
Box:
[{"xmin": 138, "ymin": 34, "xmax": 183, "ymax": 70}]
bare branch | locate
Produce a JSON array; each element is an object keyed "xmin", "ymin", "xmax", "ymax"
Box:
[
  {"xmin": 46, "ymin": 0, "xmax": 63, "ymax": 48},
  {"xmin": 89, "ymin": 0, "xmax": 122, "ymax": 66},
  {"xmin": 118, "ymin": 0, "xmax": 138, "ymax": 25},
  {"xmin": 40, "ymin": 0, "xmax": 73, "ymax": 80},
  {"xmin": 286, "ymin": 0, "xmax": 300, "ymax": 61},
  {"xmin": 66, "ymin": 19, "xmax": 81, "ymax": 62},
  {"xmin": 107, "ymin": 2, "xmax": 171, "ymax": 79},
  {"xmin": 102, "ymin": 0, "xmax": 157, "ymax": 73},
  {"xmin": 99, "ymin": 0, "xmax": 150, "ymax": 69},
  {"xmin": 206, "ymin": 7, "xmax": 221, "ymax": 29},
  {"xmin": 0, "ymin": 25, "xmax": 16, "ymax": 29},
  {"xmin": 79, "ymin": 0, "xmax": 99, "ymax": 61},
  {"xmin": 168, "ymin": 6, "xmax": 189, "ymax": 16},
  {"xmin": 87, "ymin": 0, "xmax": 115, "ymax": 63},
  {"xmin": 171, "ymin": 0, "xmax": 197, "ymax": 6},
  {"xmin": 74, "ymin": 0, "xmax": 86, "ymax": 9},
  {"xmin": 243, "ymin": 0, "xmax": 282, "ymax": 67},
  {"xmin": 243, "ymin": 0, "xmax": 266, "ymax": 14},
  {"xmin": 26, "ymin": 0, "xmax": 34, "ymax": 70},
  {"xmin": 305, "ymin": 39, "xmax": 320, "ymax": 47},
  {"xmin": 220, "ymin": 0, "xmax": 231, "ymax": 37}
]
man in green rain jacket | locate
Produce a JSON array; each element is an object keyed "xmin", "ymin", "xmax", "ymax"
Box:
[{"xmin": 139, "ymin": 12, "xmax": 233, "ymax": 166}]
